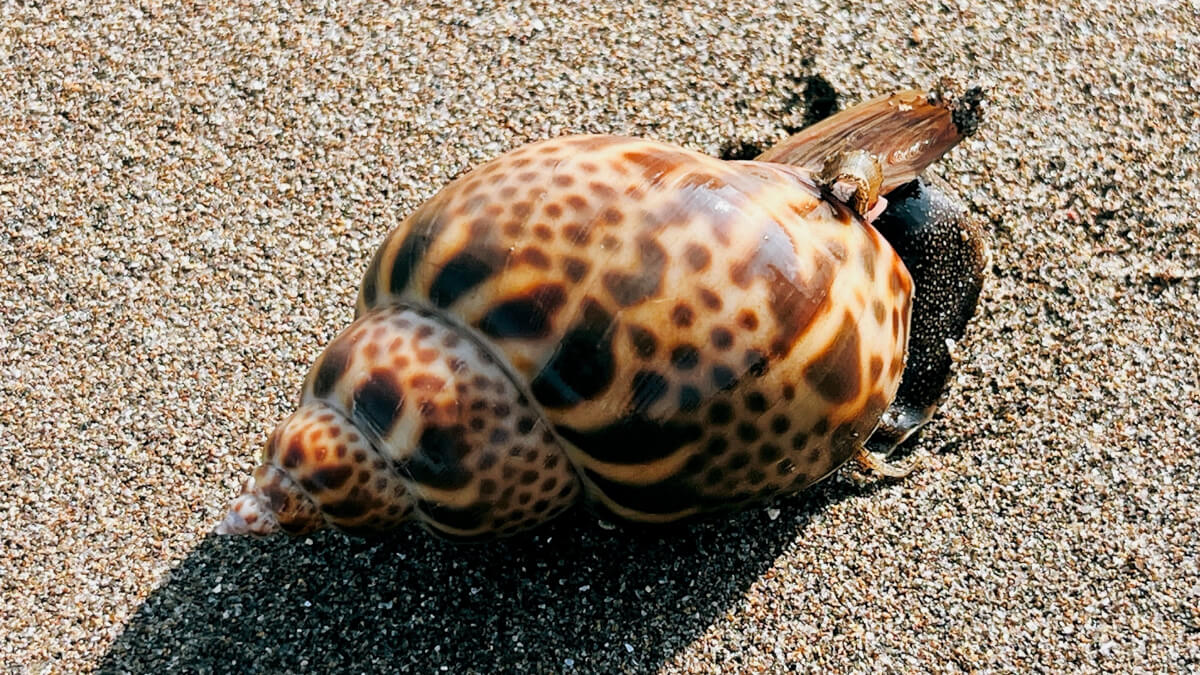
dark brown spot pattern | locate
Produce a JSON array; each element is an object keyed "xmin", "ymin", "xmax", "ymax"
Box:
[
  {"xmin": 602, "ymin": 236, "xmax": 667, "ymax": 307},
  {"xmin": 530, "ymin": 300, "xmax": 615, "ymax": 408},
  {"xmin": 803, "ymin": 311, "xmax": 863, "ymax": 404},
  {"xmin": 311, "ymin": 329, "xmax": 362, "ymax": 399},
  {"xmin": 563, "ymin": 256, "xmax": 590, "ymax": 282},
  {"xmin": 628, "ymin": 324, "xmax": 657, "ymax": 359},
  {"xmin": 352, "ymin": 369, "xmax": 405, "ymax": 440},
  {"xmin": 478, "ymin": 284, "xmax": 568, "ymax": 340},
  {"xmin": 303, "ymin": 137, "xmax": 918, "ymax": 534},
  {"xmin": 711, "ymin": 327, "xmax": 733, "ymax": 350},
  {"xmin": 685, "ymin": 244, "xmax": 711, "ymax": 271},
  {"xmin": 698, "ymin": 288, "xmax": 722, "ymax": 310},
  {"xmin": 671, "ymin": 303, "xmax": 695, "ymax": 327}
]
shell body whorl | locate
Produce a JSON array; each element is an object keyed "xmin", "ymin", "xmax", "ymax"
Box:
[{"xmin": 328, "ymin": 135, "xmax": 911, "ymax": 530}]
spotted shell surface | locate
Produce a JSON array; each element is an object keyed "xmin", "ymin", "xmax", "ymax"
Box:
[
  {"xmin": 280, "ymin": 134, "xmax": 911, "ymax": 533},
  {"xmin": 218, "ymin": 136, "xmax": 917, "ymax": 540},
  {"xmin": 215, "ymin": 85, "xmax": 988, "ymax": 540}
]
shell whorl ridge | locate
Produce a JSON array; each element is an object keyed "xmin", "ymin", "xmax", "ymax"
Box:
[
  {"xmin": 219, "ymin": 307, "xmax": 580, "ymax": 539},
  {"xmin": 218, "ymin": 87, "xmax": 981, "ymax": 539}
]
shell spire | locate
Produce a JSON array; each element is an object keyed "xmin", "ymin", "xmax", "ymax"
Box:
[
  {"xmin": 217, "ymin": 307, "xmax": 580, "ymax": 539},
  {"xmin": 215, "ymin": 486, "xmax": 280, "ymax": 536}
]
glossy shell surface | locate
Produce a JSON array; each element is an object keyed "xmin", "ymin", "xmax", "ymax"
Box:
[{"xmin": 320, "ymin": 135, "xmax": 913, "ymax": 527}]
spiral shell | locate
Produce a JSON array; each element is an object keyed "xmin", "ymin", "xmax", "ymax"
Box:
[{"xmin": 218, "ymin": 87, "xmax": 981, "ymax": 540}]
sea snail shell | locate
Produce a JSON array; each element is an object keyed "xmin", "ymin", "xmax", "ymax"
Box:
[{"xmin": 218, "ymin": 85, "xmax": 986, "ymax": 540}]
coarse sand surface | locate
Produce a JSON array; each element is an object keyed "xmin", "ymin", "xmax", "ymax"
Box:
[{"xmin": 2, "ymin": 1, "xmax": 1198, "ymax": 672}]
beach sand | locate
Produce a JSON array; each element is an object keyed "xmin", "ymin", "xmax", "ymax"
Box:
[{"xmin": 2, "ymin": 1, "xmax": 1198, "ymax": 671}]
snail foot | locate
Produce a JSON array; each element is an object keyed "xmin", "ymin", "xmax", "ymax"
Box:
[{"xmin": 852, "ymin": 446, "xmax": 914, "ymax": 480}]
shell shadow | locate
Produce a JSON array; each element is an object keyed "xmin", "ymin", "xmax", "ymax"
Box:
[{"xmin": 98, "ymin": 479, "xmax": 881, "ymax": 673}]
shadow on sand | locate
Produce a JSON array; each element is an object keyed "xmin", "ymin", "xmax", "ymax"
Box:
[{"xmin": 98, "ymin": 479, "xmax": 881, "ymax": 673}]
